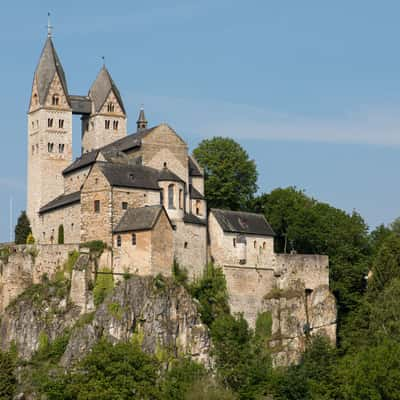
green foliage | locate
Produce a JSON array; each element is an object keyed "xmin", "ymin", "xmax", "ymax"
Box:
[
  {"xmin": 63, "ymin": 250, "xmax": 80, "ymax": 275},
  {"xmin": 172, "ymin": 259, "xmax": 189, "ymax": 287},
  {"xmin": 80, "ymin": 240, "xmax": 106, "ymax": 254},
  {"xmin": 161, "ymin": 358, "xmax": 207, "ymax": 400},
  {"xmin": 57, "ymin": 224, "xmax": 64, "ymax": 244},
  {"xmin": 93, "ymin": 268, "xmax": 114, "ymax": 306},
  {"xmin": 189, "ymin": 263, "xmax": 230, "ymax": 326},
  {"xmin": 0, "ymin": 350, "xmax": 16, "ymax": 400},
  {"xmin": 41, "ymin": 339, "xmax": 161, "ymax": 400},
  {"xmin": 154, "ymin": 273, "xmax": 167, "ymax": 291},
  {"xmin": 14, "ymin": 210, "xmax": 32, "ymax": 245},
  {"xmin": 255, "ymin": 311, "xmax": 272, "ymax": 339},
  {"xmin": 0, "ymin": 246, "xmax": 10, "ymax": 264},
  {"xmin": 26, "ymin": 232, "xmax": 35, "ymax": 244},
  {"xmin": 107, "ymin": 302, "xmax": 123, "ymax": 320},
  {"xmin": 193, "ymin": 137, "xmax": 258, "ymax": 210},
  {"xmin": 184, "ymin": 378, "xmax": 238, "ymax": 400}
]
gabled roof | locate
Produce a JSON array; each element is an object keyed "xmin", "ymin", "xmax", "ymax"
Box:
[
  {"xmin": 34, "ymin": 37, "xmax": 69, "ymax": 106},
  {"xmin": 98, "ymin": 162, "xmax": 160, "ymax": 190},
  {"xmin": 183, "ymin": 213, "xmax": 207, "ymax": 226},
  {"xmin": 211, "ymin": 209, "xmax": 275, "ymax": 236},
  {"xmin": 158, "ymin": 167, "xmax": 184, "ymax": 183},
  {"xmin": 39, "ymin": 191, "xmax": 80, "ymax": 214},
  {"xmin": 189, "ymin": 185, "xmax": 204, "ymax": 200},
  {"xmin": 89, "ymin": 66, "xmax": 126, "ymax": 114},
  {"xmin": 114, "ymin": 205, "xmax": 171, "ymax": 233},
  {"xmin": 189, "ymin": 156, "xmax": 203, "ymax": 177},
  {"xmin": 63, "ymin": 150, "xmax": 100, "ymax": 175}
]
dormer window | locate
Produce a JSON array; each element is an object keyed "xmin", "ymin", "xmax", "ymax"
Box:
[
  {"xmin": 52, "ymin": 95, "xmax": 60, "ymax": 106},
  {"xmin": 105, "ymin": 120, "xmax": 110, "ymax": 129},
  {"xmin": 113, "ymin": 120, "xmax": 119, "ymax": 130},
  {"xmin": 48, "ymin": 118, "xmax": 53, "ymax": 128},
  {"xmin": 107, "ymin": 103, "xmax": 114, "ymax": 112}
]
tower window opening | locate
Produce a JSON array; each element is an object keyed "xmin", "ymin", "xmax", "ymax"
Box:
[
  {"xmin": 131, "ymin": 233, "xmax": 136, "ymax": 246},
  {"xmin": 105, "ymin": 120, "xmax": 110, "ymax": 129},
  {"xmin": 59, "ymin": 144, "xmax": 65, "ymax": 153},
  {"xmin": 33, "ymin": 93, "xmax": 38, "ymax": 105},
  {"xmin": 168, "ymin": 184, "xmax": 175, "ymax": 209},
  {"xmin": 117, "ymin": 235, "xmax": 121, "ymax": 247},
  {"xmin": 94, "ymin": 200, "xmax": 100, "ymax": 213},
  {"xmin": 184, "ymin": 242, "xmax": 188, "ymax": 249},
  {"xmin": 47, "ymin": 143, "xmax": 54, "ymax": 153},
  {"xmin": 107, "ymin": 103, "xmax": 114, "ymax": 112},
  {"xmin": 48, "ymin": 118, "xmax": 53, "ymax": 128},
  {"xmin": 52, "ymin": 95, "xmax": 60, "ymax": 106},
  {"xmin": 113, "ymin": 120, "xmax": 119, "ymax": 130},
  {"xmin": 195, "ymin": 200, "xmax": 201, "ymax": 215},
  {"xmin": 233, "ymin": 238, "xmax": 236, "ymax": 248},
  {"xmin": 122, "ymin": 202, "xmax": 128, "ymax": 210},
  {"xmin": 31, "ymin": 145, "xmax": 34, "ymax": 155},
  {"xmin": 31, "ymin": 121, "xmax": 34, "ymax": 129},
  {"xmin": 179, "ymin": 189, "xmax": 183, "ymax": 209},
  {"xmin": 254, "ymin": 241, "xmax": 257, "ymax": 249},
  {"xmin": 263, "ymin": 242, "xmax": 266, "ymax": 250},
  {"xmin": 59, "ymin": 119, "xmax": 64, "ymax": 129},
  {"xmin": 160, "ymin": 189, "xmax": 164, "ymax": 206}
]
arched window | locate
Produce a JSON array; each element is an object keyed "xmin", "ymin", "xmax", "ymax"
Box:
[
  {"xmin": 48, "ymin": 143, "xmax": 54, "ymax": 153},
  {"xmin": 94, "ymin": 200, "xmax": 100, "ymax": 213},
  {"xmin": 184, "ymin": 242, "xmax": 188, "ymax": 249},
  {"xmin": 59, "ymin": 144, "xmax": 65, "ymax": 153},
  {"xmin": 179, "ymin": 189, "xmax": 183, "ymax": 209},
  {"xmin": 131, "ymin": 233, "xmax": 136, "ymax": 246},
  {"xmin": 263, "ymin": 242, "xmax": 266, "ymax": 250},
  {"xmin": 117, "ymin": 235, "xmax": 121, "ymax": 247},
  {"xmin": 105, "ymin": 120, "xmax": 110, "ymax": 129},
  {"xmin": 233, "ymin": 238, "xmax": 236, "ymax": 248},
  {"xmin": 59, "ymin": 119, "xmax": 64, "ymax": 129},
  {"xmin": 168, "ymin": 184, "xmax": 175, "ymax": 209},
  {"xmin": 52, "ymin": 95, "xmax": 59, "ymax": 106},
  {"xmin": 48, "ymin": 118, "xmax": 53, "ymax": 127},
  {"xmin": 107, "ymin": 103, "xmax": 114, "ymax": 112},
  {"xmin": 33, "ymin": 93, "xmax": 38, "ymax": 105},
  {"xmin": 113, "ymin": 120, "xmax": 119, "ymax": 130},
  {"xmin": 254, "ymin": 241, "xmax": 257, "ymax": 249}
]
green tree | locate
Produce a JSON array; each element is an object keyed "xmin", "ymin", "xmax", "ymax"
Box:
[
  {"xmin": 193, "ymin": 137, "xmax": 258, "ymax": 210},
  {"xmin": 189, "ymin": 263, "xmax": 230, "ymax": 326},
  {"xmin": 58, "ymin": 224, "xmax": 64, "ymax": 244},
  {"xmin": 14, "ymin": 210, "xmax": 32, "ymax": 244},
  {"xmin": 0, "ymin": 350, "xmax": 16, "ymax": 400}
]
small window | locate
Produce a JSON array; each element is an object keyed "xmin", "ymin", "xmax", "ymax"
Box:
[
  {"xmin": 94, "ymin": 200, "xmax": 100, "ymax": 213},
  {"xmin": 52, "ymin": 95, "xmax": 59, "ymax": 105},
  {"xmin": 71, "ymin": 223, "xmax": 74, "ymax": 230},
  {"xmin": 105, "ymin": 120, "xmax": 110, "ymax": 129},
  {"xmin": 233, "ymin": 238, "xmax": 236, "ymax": 248},
  {"xmin": 113, "ymin": 120, "xmax": 119, "ymax": 130},
  {"xmin": 59, "ymin": 143, "xmax": 65, "ymax": 153},
  {"xmin": 48, "ymin": 118, "xmax": 53, "ymax": 127},
  {"xmin": 31, "ymin": 121, "xmax": 34, "ymax": 129},
  {"xmin": 33, "ymin": 93, "xmax": 38, "ymax": 105},
  {"xmin": 131, "ymin": 233, "xmax": 136, "ymax": 246},
  {"xmin": 59, "ymin": 119, "xmax": 64, "ymax": 129},
  {"xmin": 184, "ymin": 242, "xmax": 188, "ymax": 249},
  {"xmin": 195, "ymin": 200, "xmax": 201, "ymax": 215},
  {"xmin": 168, "ymin": 184, "xmax": 175, "ymax": 209},
  {"xmin": 163, "ymin": 162, "xmax": 167, "ymax": 167},
  {"xmin": 179, "ymin": 189, "xmax": 183, "ymax": 209},
  {"xmin": 31, "ymin": 145, "xmax": 34, "ymax": 154},
  {"xmin": 122, "ymin": 202, "xmax": 128, "ymax": 210},
  {"xmin": 107, "ymin": 103, "xmax": 114, "ymax": 112},
  {"xmin": 95, "ymin": 178, "xmax": 99, "ymax": 184},
  {"xmin": 117, "ymin": 235, "xmax": 121, "ymax": 247},
  {"xmin": 254, "ymin": 241, "xmax": 257, "ymax": 249},
  {"xmin": 263, "ymin": 242, "xmax": 266, "ymax": 250},
  {"xmin": 160, "ymin": 189, "xmax": 164, "ymax": 206},
  {"xmin": 48, "ymin": 142, "xmax": 54, "ymax": 153}
]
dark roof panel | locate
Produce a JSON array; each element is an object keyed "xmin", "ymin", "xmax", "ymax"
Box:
[
  {"xmin": 158, "ymin": 167, "xmax": 184, "ymax": 183},
  {"xmin": 183, "ymin": 213, "xmax": 207, "ymax": 226},
  {"xmin": 69, "ymin": 95, "xmax": 92, "ymax": 114},
  {"xmin": 114, "ymin": 205, "xmax": 168, "ymax": 233},
  {"xmin": 63, "ymin": 150, "xmax": 99, "ymax": 175},
  {"xmin": 99, "ymin": 163, "xmax": 160, "ymax": 190},
  {"xmin": 189, "ymin": 185, "xmax": 204, "ymax": 200},
  {"xmin": 189, "ymin": 156, "xmax": 203, "ymax": 177},
  {"xmin": 39, "ymin": 191, "xmax": 80, "ymax": 214},
  {"xmin": 211, "ymin": 209, "xmax": 275, "ymax": 236}
]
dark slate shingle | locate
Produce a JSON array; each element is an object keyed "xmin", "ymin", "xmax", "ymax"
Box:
[
  {"xmin": 189, "ymin": 185, "xmax": 204, "ymax": 200},
  {"xmin": 39, "ymin": 191, "xmax": 80, "ymax": 214},
  {"xmin": 188, "ymin": 156, "xmax": 203, "ymax": 177},
  {"xmin": 211, "ymin": 208, "xmax": 275, "ymax": 236},
  {"xmin": 158, "ymin": 167, "xmax": 184, "ymax": 183},
  {"xmin": 183, "ymin": 213, "xmax": 207, "ymax": 226},
  {"xmin": 114, "ymin": 205, "xmax": 166, "ymax": 233}
]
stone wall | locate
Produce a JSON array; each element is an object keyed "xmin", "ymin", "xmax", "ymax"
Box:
[{"xmin": 63, "ymin": 166, "xmax": 91, "ymax": 194}]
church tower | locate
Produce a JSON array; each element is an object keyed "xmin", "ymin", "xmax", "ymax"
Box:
[
  {"xmin": 81, "ymin": 66, "xmax": 127, "ymax": 153},
  {"xmin": 27, "ymin": 34, "xmax": 73, "ymax": 241}
]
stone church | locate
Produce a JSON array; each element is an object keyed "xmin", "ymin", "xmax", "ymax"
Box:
[{"xmin": 25, "ymin": 33, "xmax": 337, "ymax": 361}]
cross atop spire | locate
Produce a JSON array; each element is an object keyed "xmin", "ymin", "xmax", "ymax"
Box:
[{"xmin": 47, "ymin": 12, "xmax": 53, "ymax": 38}]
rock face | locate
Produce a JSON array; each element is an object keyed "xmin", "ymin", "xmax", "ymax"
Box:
[
  {"xmin": 0, "ymin": 275, "xmax": 211, "ymax": 367},
  {"xmin": 62, "ymin": 276, "xmax": 210, "ymax": 367}
]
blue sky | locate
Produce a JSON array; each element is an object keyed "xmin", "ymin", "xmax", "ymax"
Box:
[{"xmin": 1, "ymin": 0, "xmax": 400, "ymax": 241}]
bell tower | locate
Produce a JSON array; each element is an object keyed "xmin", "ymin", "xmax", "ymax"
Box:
[{"xmin": 27, "ymin": 32, "xmax": 73, "ymax": 241}]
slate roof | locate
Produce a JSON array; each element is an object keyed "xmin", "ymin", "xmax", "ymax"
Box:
[
  {"xmin": 69, "ymin": 95, "xmax": 92, "ymax": 114},
  {"xmin": 39, "ymin": 191, "xmax": 80, "ymax": 214},
  {"xmin": 89, "ymin": 66, "xmax": 126, "ymax": 114},
  {"xmin": 189, "ymin": 185, "xmax": 204, "ymax": 200},
  {"xmin": 183, "ymin": 213, "xmax": 207, "ymax": 226},
  {"xmin": 189, "ymin": 156, "xmax": 203, "ymax": 177},
  {"xmin": 114, "ymin": 205, "xmax": 169, "ymax": 233},
  {"xmin": 211, "ymin": 209, "xmax": 275, "ymax": 236},
  {"xmin": 158, "ymin": 167, "xmax": 184, "ymax": 183},
  {"xmin": 34, "ymin": 37, "xmax": 69, "ymax": 106},
  {"xmin": 99, "ymin": 163, "xmax": 160, "ymax": 190},
  {"xmin": 63, "ymin": 150, "xmax": 100, "ymax": 175}
]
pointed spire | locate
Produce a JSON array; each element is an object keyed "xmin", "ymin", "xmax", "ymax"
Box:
[
  {"xmin": 33, "ymin": 35, "xmax": 69, "ymax": 106},
  {"xmin": 47, "ymin": 12, "xmax": 53, "ymax": 38},
  {"xmin": 88, "ymin": 65, "xmax": 125, "ymax": 114},
  {"xmin": 137, "ymin": 106, "xmax": 148, "ymax": 131}
]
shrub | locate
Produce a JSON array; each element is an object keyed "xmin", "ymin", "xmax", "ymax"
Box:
[
  {"xmin": 57, "ymin": 225, "xmax": 64, "ymax": 244},
  {"xmin": 93, "ymin": 268, "xmax": 114, "ymax": 306},
  {"xmin": 26, "ymin": 233, "xmax": 35, "ymax": 244},
  {"xmin": 80, "ymin": 240, "xmax": 106, "ymax": 254},
  {"xmin": 14, "ymin": 210, "xmax": 31, "ymax": 244},
  {"xmin": 172, "ymin": 259, "xmax": 188, "ymax": 287},
  {"xmin": 0, "ymin": 350, "xmax": 16, "ymax": 399}
]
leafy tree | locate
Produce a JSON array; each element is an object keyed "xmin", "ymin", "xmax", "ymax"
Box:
[
  {"xmin": 185, "ymin": 378, "xmax": 238, "ymax": 400},
  {"xmin": 189, "ymin": 263, "xmax": 230, "ymax": 326},
  {"xmin": 14, "ymin": 210, "xmax": 31, "ymax": 244},
  {"xmin": 58, "ymin": 224, "xmax": 64, "ymax": 244},
  {"xmin": 193, "ymin": 137, "xmax": 258, "ymax": 210},
  {"xmin": 0, "ymin": 350, "xmax": 16, "ymax": 400}
]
